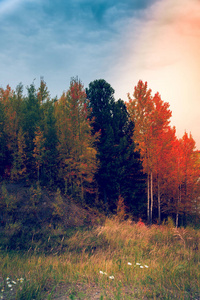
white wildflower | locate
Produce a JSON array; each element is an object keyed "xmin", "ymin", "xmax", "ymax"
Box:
[
  {"xmin": 136, "ymin": 263, "xmax": 141, "ymax": 265},
  {"xmin": 99, "ymin": 271, "xmax": 104, "ymax": 274},
  {"xmin": 6, "ymin": 277, "xmax": 10, "ymax": 281},
  {"xmin": 12, "ymin": 281, "xmax": 17, "ymax": 284},
  {"xmin": 140, "ymin": 266, "xmax": 144, "ymax": 268},
  {"xmin": 144, "ymin": 265, "xmax": 149, "ymax": 268},
  {"xmin": 7, "ymin": 284, "xmax": 12, "ymax": 288},
  {"xmin": 128, "ymin": 262, "xmax": 132, "ymax": 265},
  {"xmin": 19, "ymin": 278, "xmax": 24, "ymax": 283},
  {"xmin": 109, "ymin": 275, "xmax": 114, "ymax": 279}
]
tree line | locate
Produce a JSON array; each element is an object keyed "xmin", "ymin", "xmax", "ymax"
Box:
[{"xmin": 0, "ymin": 78, "xmax": 199, "ymax": 226}]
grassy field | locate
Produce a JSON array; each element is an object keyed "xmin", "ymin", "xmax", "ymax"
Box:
[{"xmin": 0, "ymin": 218, "xmax": 200, "ymax": 299}]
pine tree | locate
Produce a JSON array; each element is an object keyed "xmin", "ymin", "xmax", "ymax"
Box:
[
  {"xmin": 21, "ymin": 83, "xmax": 41, "ymax": 178},
  {"xmin": 40, "ymin": 98, "xmax": 58, "ymax": 186},
  {"xmin": 86, "ymin": 80, "xmax": 144, "ymax": 212}
]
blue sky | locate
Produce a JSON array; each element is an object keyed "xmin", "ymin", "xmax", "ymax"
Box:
[
  {"xmin": 0, "ymin": 0, "xmax": 200, "ymax": 149},
  {"xmin": 0, "ymin": 0, "xmax": 156, "ymax": 97}
]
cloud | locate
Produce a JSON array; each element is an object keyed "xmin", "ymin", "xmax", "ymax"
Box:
[
  {"xmin": 0, "ymin": 0, "xmax": 23, "ymax": 15},
  {"xmin": 0, "ymin": 0, "xmax": 155, "ymax": 93}
]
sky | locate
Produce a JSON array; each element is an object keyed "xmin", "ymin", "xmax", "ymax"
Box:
[{"xmin": 0, "ymin": 0, "xmax": 200, "ymax": 149}]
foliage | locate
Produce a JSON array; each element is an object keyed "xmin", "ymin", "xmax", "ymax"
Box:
[
  {"xmin": 0, "ymin": 78, "xmax": 199, "ymax": 225},
  {"xmin": 55, "ymin": 77, "xmax": 99, "ymax": 202},
  {"xmin": 127, "ymin": 80, "xmax": 200, "ymax": 225},
  {"xmin": 0, "ymin": 183, "xmax": 102, "ymax": 252},
  {"xmin": 86, "ymin": 79, "xmax": 145, "ymax": 212},
  {"xmin": 116, "ymin": 195, "xmax": 126, "ymax": 221}
]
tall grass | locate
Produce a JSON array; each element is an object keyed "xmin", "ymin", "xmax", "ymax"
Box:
[{"xmin": 0, "ymin": 218, "xmax": 199, "ymax": 299}]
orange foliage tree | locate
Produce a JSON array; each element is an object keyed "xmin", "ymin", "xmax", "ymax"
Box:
[{"xmin": 127, "ymin": 80, "xmax": 175, "ymax": 224}]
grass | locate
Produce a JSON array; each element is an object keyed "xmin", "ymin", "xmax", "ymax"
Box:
[{"xmin": 0, "ymin": 218, "xmax": 200, "ymax": 299}]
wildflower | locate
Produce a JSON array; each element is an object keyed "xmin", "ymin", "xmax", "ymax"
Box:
[
  {"xmin": 136, "ymin": 263, "xmax": 141, "ymax": 265},
  {"xmin": 7, "ymin": 284, "xmax": 12, "ymax": 288},
  {"xmin": 6, "ymin": 277, "xmax": 10, "ymax": 281},
  {"xmin": 12, "ymin": 281, "xmax": 16, "ymax": 284},
  {"xmin": 19, "ymin": 278, "xmax": 24, "ymax": 283},
  {"xmin": 109, "ymin": 276, "xmax": 114, "ymax": 279},
  {"xmin": 128, "ymin": 262, "xmax": 132, "ymax": 265},
  {"xmin": 144, "ymin": 265, "xmax": 149, "ymax": 268},
  {"xmin": 99, "ymin": 271, "xmax": 104, "ymax": 274},
  {"xmin": 104, "ymin": 272, "xmax": 107, "ymax": 275},
  {"xmin": 1, "ymin": 288, "xmax": 4, "ymax": 292},
  {"xmin": 140, "ymin": 266, "xmax": 144, "ymax": 268}
]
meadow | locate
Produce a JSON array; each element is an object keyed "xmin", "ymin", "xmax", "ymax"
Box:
[{"xmin": 0, "ymin": 217, "xmax": 199, "ymax": 300}]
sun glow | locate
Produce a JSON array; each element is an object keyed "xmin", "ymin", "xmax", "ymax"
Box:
[{"xmin": 115, "ymin": 0, "xmax": 200, "ymax": 149}]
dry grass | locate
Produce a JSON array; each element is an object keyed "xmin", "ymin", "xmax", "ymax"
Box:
[{"xmin": 0, "ymin": 218, "xmax": 200, "ymax": 299}]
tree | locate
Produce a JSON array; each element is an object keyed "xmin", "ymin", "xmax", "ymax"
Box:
[
  {"xmin": 21, "ymin": 83, "xmax": 41, "ymax": 178},
  {"xmin": 86, "ymin": 79, "xmax": 117, "ymax": 209},
  {"xmin": 127, "ymin": 81, "xmax": 154, "ymax": 223},
  {"xmin": 40, "ymin": 98, "xmax": 58, "ymax": 186},
  {"xmin": 10, "ymin": 127, "xmax": 27, "ymax": 181},
  {"xmin": 127, "ymin": 81, "xmax": 173, "ymax": 224},
  {"xmin": 176, "ymin": 133, "xmax": 200, "ymax": 226},
  {"xmin": 55, "ymin": 78, "xmax": 98, "ymax": 202},
  {"xmin": 33, "ymin": 126, "xmax": 46, "ymax": 182},
  {"xmin": 37, "ymin": 77, "xmax": 50, "ymax": 104},
  {"xmin": 86, "ymin": 80, "xmax": 144, "ymax": 212},
  {"xmin": 0, "ymin": 92, "xmax": 7, "ymax": 178}
]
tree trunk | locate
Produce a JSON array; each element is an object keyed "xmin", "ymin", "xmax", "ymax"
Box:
[
  {"xmin": 176, "ymin": 212, "xmax": 179, "ymax": 228},
  {"xmin": 158, "ymin": 176, "xmax": 161, "ymax": 225},
  {"xmin": 150, "ymin": 172, "xmax": 153, "ymax": 225},
  {"xmin": 147, "ymin": 173, "xmax": 150, "ymax": 224},
  {"xmin": 176, "ymin": 184, "xmax": 181, "ymax": 227}
]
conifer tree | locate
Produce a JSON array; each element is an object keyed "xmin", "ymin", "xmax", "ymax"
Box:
[
  {"xmin": 40, "ymin": 98, "xmax": 58, "ymax": 186},
  {"xmin": 86, "ymin": 80, "xmax": 144, "ymax": 212},
  {"xmin": 21, "ymin": 83, "xmax": 41, "ymax": 178},
  {"xmin": 0, "ymin": 93, "xmax": 7, "ymax": 178}
]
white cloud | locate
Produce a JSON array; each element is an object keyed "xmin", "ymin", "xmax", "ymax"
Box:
[{"xmin": 0, "ymin": 0, "xmax": 37, "ymax": 16}]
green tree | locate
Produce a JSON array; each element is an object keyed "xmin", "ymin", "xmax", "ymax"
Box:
[
  {"xmin": 0, "ymin": 94, "xmax": 7, "ymax": 178},
  {"xmin": 10, "ymin": 127, "xmax": 27, "ymax": 181},
  {"xmin": 40, "ymin": 98, "xmax": 58, "ymax": 186},
  {"xmin": 21, "ymin": 83, "xmax": 41, "ymax": 178},
  {"xmin": 86, "ymin": 80, "xmax": 144, "ymax": 212}
]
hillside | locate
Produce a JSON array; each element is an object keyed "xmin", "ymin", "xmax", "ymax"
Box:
[{"xmin": 0, "ymin": 181, "xmax": 104, "ymax": 252}]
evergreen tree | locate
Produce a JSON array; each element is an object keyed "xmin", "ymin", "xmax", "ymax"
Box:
[
  {"xmin": 21, "ymin": 83, "xmax": 41, "ymax": 178},
  {"xmin": 86, "ymin": 80, "xmax": 145, "ymax": 212},
  {"xmin": 0, "ymin": 95, "xmax": 7, "ymax": 178},
  {"xmin": 40, "ymin": 98, "xmax": 58, "ymax": 186}
]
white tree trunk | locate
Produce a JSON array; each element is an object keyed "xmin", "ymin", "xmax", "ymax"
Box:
[
  {"xmin": 150, "ymin": 172, "xmax": 153, "ymax": 224},
  {"xmin": 147, "ymin": 173, "xmax": 150, "ymax": 224}
]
